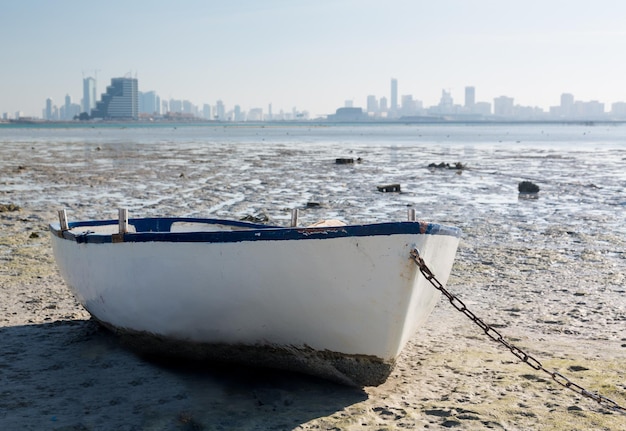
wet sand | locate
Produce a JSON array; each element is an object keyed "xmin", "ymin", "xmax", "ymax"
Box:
[{"xmin": 1, "ymin": 133, "xmax": 625, "ymax": 430}]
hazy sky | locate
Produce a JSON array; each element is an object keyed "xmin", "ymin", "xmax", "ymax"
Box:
[{"xmin": 2, "ymin": 0, "xmax": 626, "ymax": 117}]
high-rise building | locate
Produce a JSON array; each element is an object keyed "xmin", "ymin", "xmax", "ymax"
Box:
[
  {"xmin": 82, "ymin": 77, "xmax": 97, "ymax": 115},
  {"xmin": 169, "ymin": 99, "xmax": 183, "ymax": 113},
  {"xmin": 401, "ymin": 95, "xmax": 417, "ymax": 115},
  {"xmin": 91, "ymin": 77, "xmax": 138, "ymax": 119},
  {"xmin": 379, "ymin": 97, "xmax": 388, "ymax": 112},
  {"xmin": 234, "ymin": 105, "xmax": 244, "ymax": 121},
  {"xmin": 45, "ymin": 98, "xmax": 53, "ymax": 120},
  {"xmin": 438, "ymin": 90, "xmax": 453, "ymax": 110},
  {"xmin": 390, "ymin": 78, "xmax": 398, "ymax": 112},
  {"xmin": 366, "ymin": 95, "xmax": 379, "ymax": 113},
  {"xmin": 560, "ymin": 93, "xmax": 575, "ymax": 117},
  {"xmin": 139, "ymin": 91, "xmax": 159, "ymax": 115},
  {"xmin": 60, "ymin": 95, "xmax": 80, "ymax": 120},
  {"xmin": 215, "ymin": 100, "xmax": 225, "ymax": 120},
  {"xmin": 465, "ymin": 86, "xmax": 475, "ymax": 108},
  {"xmin": 202, "ymin": 104, "xmax": 212, "ymax": 120},
  {"xmin": 64, "ymin": 95, "xmax": 72, "ymax": 120}
]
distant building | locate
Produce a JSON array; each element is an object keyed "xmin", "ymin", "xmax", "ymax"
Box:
[
  {"xmin": 202, "ymin": 104, "xmax": 212, "ymax": 120},
  {"xmin": 574, "ymin": 100, "xmax": 604, "ymax": 117},
  {"xmin": 560, "ymin": 93, "xmax": 574, "ymax": 117},
  {"xmin": 474, "ymin": 101, "xmax": 491, "ymax": 115},
  {"xmin": 247, "ymin": 107, "xmax": 263, "ymax": 121},
  {"xmin": 182, "ymin": 100, "xmax": 196, "ymax": 115},
  {"xmin": 366, "ymin": 95, "xmax": 379, "ymax": 114},
  {"xmin": 437, "ymin": 90, "xmax": 454, "ymax": 113},
  {"xmin": 215, "ymin": 100, "xmax": 225, "ymax": 120},
  {"xmin": 169, "ymin": 99, "xmax": 183, "ymax": 113},
  {"xmin": 493, "ymin": 96, "xmax": 514, "ymax": 117},
  {"xmin": 139, "ymin": 91, "xmax": 160, "ymax": 115},
  {"xmin": 400, "ymin": 95, "xmax": 419, "ymax": 116},
  {"xmin": 327, "ymin": 107, "xmax": 368, "ymax": 122},
  {"xmin": 45, "ymin": 98, "xmax": 53, "ymax": 120},
  {"xmin": 61, "ymin": 94, "xmax": 81, "ymax": 120},
  {"xmin": 611, "ymin": 102, "xmax": 626, "ymax": 117},
  {"xmin": 465, "ymin": 86, "xmax": 475, "ymax": 108},
  {"xmin": 91, "ymin": 77, "xmax": 138, "ymax": 119},
  {"xmin": 379, "ymin": 97, "xmax": 388, "ymax": 112},
  {"xmin": 390, "ymin": 78, "xmax": 398, "ymax": 114},
  {"xmin": 233, "ymin": 105, "xmax": 243, "ymax": 121},
  {"xmin": 82, "ymin": 77, "xmax": 97, "ymax": 115}
]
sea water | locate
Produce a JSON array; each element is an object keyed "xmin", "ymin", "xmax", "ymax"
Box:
[{"xmin": 1, "ymin": 122, "xmax": 624, "ymax": 339}]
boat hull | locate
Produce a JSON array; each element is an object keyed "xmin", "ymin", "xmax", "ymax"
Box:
[{"xmin": 50, "ymin": 218, "xmax": 460, "ymax": 385}]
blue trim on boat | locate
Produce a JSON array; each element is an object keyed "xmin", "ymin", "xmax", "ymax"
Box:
[{"xmin": 49, "ymin": 217, "xmax": 461, "ymax": 244}]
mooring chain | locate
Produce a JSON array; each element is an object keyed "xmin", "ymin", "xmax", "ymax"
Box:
[{"xmin": 409, "ymin": 248, "xmax": 626, "ymax": 414}]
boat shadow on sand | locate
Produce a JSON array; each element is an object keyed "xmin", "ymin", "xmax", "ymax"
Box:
[{"xmin": 0, "ymin": 319, "xmax": 367, "ymax": 430}]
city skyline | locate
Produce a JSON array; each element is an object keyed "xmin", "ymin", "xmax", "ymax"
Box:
[
  {"xmin": 2, "ymin": 1, "xmax": 626, "ymax": 118},
  {"xmin": 25, "ymin": 75, "xmax": 626, "ymax": 122}
]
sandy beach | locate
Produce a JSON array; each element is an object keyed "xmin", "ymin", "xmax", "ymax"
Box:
[{"xmin": 1, "ymin": 125, "xmax": 625, "ymax": 430}]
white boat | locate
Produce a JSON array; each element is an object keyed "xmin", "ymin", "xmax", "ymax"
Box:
[{"xmin": 49, "ymin": 210, "xmax": 461, "ymax": 386}]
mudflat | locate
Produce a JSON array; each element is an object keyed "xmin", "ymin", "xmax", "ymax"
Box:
[{"xmin": 1, "ymin": 128, "xmax": 625, "ymax": 430}]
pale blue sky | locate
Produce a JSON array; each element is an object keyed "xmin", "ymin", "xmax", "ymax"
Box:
[{"xmin": 2, "ymin": 0, "xmax": 626, "ymax": 117}]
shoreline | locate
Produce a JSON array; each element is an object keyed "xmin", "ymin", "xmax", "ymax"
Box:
[{"xmin": 2, "ymin": 118, "xmax": 626, "ymax": 129}]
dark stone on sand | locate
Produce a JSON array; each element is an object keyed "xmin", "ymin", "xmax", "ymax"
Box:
[
  {"xmin": 567, "ymin": 405, "xmax": 583, "ymax": 411},
  {"xmin": 0, "ymin": 203, "xmax": 21, "ymax": 212},
  {"xmin": 240, "ymin": 212, "xmax": 270, "ymax": 223},
  {"xmin": 377, "ymin": 184, "xmax": 401, "ymax": 193},
  {"xmin": 567, "ymin": 365, "xmax": 589, "ymax": 372},
  {"xmin": 518, "ymin": 181, "xmax": 540, "ymax": 193},
  {"xmin": 428, "ymin": 162, "xmax": 466, "ymax": 170}
]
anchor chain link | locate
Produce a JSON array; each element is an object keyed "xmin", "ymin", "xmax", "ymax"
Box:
[{"xmin": 410, "ymin": 248, "xmax": 626, "ymax": 414}]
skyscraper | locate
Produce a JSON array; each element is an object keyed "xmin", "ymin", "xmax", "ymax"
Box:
[
  {"xmin": 82, "ymin": 77, "xmax": 97, "ymax": 115},
  {"xmin": 390, "ymin": 78, "xmax": 398, "ymax": 113},
  {"xmin": 45, "ymin": 98, "xmax": 53, "ymax": 120},
  {"xmin": 139, "ymin": 91, "xmax": 159, "ymax": 115},
  {"xmin": 465, "ymin": 86, "xmax": 475, "ymax": 108},
  {"xmin": 560, "ymin": 93, "xmax": 574, "ymax": 117},
  {"xmin": 366, "ymin": 95, "xmax": 379, "ymax": 113},
  {"xmin": 215, "ymin": 100, "xmax": 225, "ymax": 120},
  {"xmin": 91, "ymin": 77, "xmax": 138, "ymax": 119}
]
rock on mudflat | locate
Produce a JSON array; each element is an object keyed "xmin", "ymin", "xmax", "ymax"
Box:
[
  {"xmin": 518, "ymin": 181, "xmax": 540, "ymax": 194},
  {"xmin": 377, "ymin": 184, "xmax": 401, "ymax": 193}
]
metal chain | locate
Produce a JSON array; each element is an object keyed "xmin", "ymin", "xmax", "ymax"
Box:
[{"xmin": 409, "ymin": 248, "xmax": 626, "ymax": 414}]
